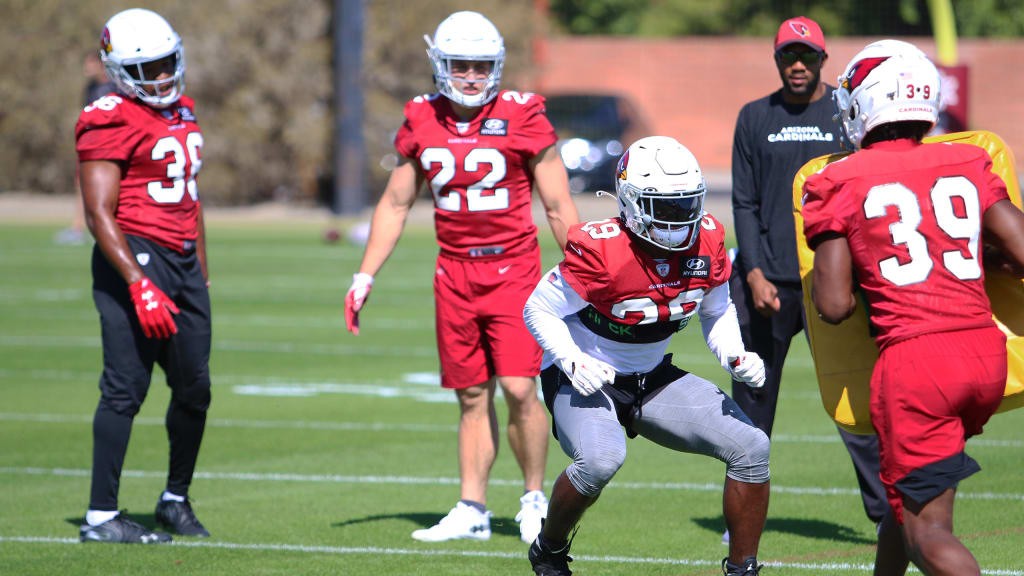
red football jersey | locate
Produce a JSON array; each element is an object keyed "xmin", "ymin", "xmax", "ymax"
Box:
[
  {"xmin": 558, "ymin": 214, "xmax": 730, "ymax": 344},
  {"xmin": 803, "ymin": 139, "xmax": 1009, "ymax": 349},
  {"xmin": 394, "ymin": 90, "xmax": 557, "ymax": 259},
  {"xmin": 76, "ymin": 94, "xmax": 203, "ymax": 253}
]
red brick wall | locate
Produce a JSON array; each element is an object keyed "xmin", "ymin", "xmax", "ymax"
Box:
[{"xmin": 535, "ymin": 36, "xmax": 1024, "ymax": 176}]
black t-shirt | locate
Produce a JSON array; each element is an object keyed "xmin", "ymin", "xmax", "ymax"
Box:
[
  {"xmin": 731, "ymin": 86, "xmax": 843, "ymax": 282},
  {"xmin": 83, "ymin": 80, "xmax": 117, "ymax": 107}
]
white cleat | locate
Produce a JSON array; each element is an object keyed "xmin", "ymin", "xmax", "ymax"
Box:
[
  {"xmin": 515, "ymin": 490, "xmax": 548, "ymax": 544},
  {"xmin": 411, "ymin": 502, "xmax": 492, "ymax": 542}
]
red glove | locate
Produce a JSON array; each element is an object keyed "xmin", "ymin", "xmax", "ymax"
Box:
[
  {"xmin": 344, "ymin": 273, "xmax": 373, "ymax": 335},
  {"xmin": 128, "ymin": 278, "xmax": 179, "ymax": 339}
]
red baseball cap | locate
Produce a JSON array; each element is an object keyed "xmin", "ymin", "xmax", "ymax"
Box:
[{"xmin": 774, "ymin": 16, "xmax": 826, "ymax": 53}]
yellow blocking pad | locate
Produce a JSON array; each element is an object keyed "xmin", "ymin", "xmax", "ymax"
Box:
[{"xmin": 792, "ymin": 130, "xmax": 1024, "ymax": 434}]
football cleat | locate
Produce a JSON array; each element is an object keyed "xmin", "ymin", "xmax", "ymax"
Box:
[
  {"xmin": 79, "ymin": 513, "xmax": 172, "ymax": 544},
  {"xmin": 411, "ymin": 502, "xmax": 491, "ymax": 542},
  {"xmin": 722, "ymin": 556, "xmax": 763, "ymax": 576},
  {"xmin": 516, "ymin": 491, "xmax": 549, "ymax": 544},
  {"xmin": 155, "ymin": 499, "xmax": 210, "ymax": 537},
  {"xmin": 529, "ymin": 535, "xmax": 574, "ymax": 576}
]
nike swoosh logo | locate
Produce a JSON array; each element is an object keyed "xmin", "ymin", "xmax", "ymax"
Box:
[
  {"xmin": 569, "ymin": 243, "xmax": 583, "ymax": 257},
  {"xmin": 498, "ymin": 265, "xmax": 511, "ymax": 275}
]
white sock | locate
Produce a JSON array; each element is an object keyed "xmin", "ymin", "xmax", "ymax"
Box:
[
  {"xmin": 161, "ymin": 491, "xmax": 186, "ymax": 502},
  {"xmin": 86, "ymin": 510, "xmax": 119, "ymax": 526},
  {"xmin": 523, "ymin": 490, "xmax": 546, "ymax": 502}
]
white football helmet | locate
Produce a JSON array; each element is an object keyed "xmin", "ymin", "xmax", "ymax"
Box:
[
  {"xmin": 614, "ymin": 136, "xmax": 707, "ymax": 252},
  {"xmin": 100, "ymin": 8, "xmax": 185, "ymax": 108},
  {"xmin": 833, "ymin": 39, "xmax": 940, "ymax": 149},
  {"xmin": 424, "ymin": 11, "xmax": 505, "ymax": 107}
]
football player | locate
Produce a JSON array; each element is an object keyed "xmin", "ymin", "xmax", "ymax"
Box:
[
  {"xmin": 344, "ymin": 11, "xmax": 579, "ymax": 544},
  {"xmin": 729, "ymin": 16, "xmax": 887, "ymax": 544},
  {"xmin": 76, "ymin": 8, "xmax": 211, "ymax": 544},
  {"xmin": 804, "ymin": 40, "xmax": 1024, "ymax": 576},
  {"xmin": 523, "ymin": 136, "xmax": 770, "ymax": 576}
]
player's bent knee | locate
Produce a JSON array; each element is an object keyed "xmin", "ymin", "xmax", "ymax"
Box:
[
  {"xmin": 99, "ymin": 395, "xmax": 144, "ymax": 417},
  {"xmin": 173, "ymin": 373, "xmax": 212, "ymax": 412},
  {"xmin": 566, "ymin": 445, "xmax": 626, "ymax": 496},
  {"xmin": 725, "ymin": 427, "xmax": 771, "ymax": 484}
]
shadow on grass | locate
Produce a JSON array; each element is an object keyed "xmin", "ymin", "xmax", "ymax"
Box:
[
  {"xmin": 693, "ymin": 516, "xmax": 875, "ymax": 545},
  {"xmin": 65, "ymin": 511, "xmax": 162, "ymax": 530},
  {"xmin": 333, "ymin": 512, "xmax": 521, "ymax": 538}
]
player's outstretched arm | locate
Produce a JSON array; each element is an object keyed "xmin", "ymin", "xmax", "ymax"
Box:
[
  {"xmin": 345, "ymin": 159, "xmax": 422, "ymax": 335},
  {"xmin": 983, "ymin": 198, "xmax": 1024, "ymax": 274},
  {"xmin": 530, "ymin": 145, "xmax": 579, "ymax": 251},
  {"xmin": 81, "ymin": 159, "xmax": 178, "ymax": 339},
  {"xmin": 81, "ymin": 160, "xmax": 145, "ymax": 286},
  {"xmin": 698, "ymin": 282, "xmax": 766, "ymax": 387},
  {"xmin": 197, "ymin": 203, "xmax": 209, "ymax": 286},
  {"xmin": 811, "ymin": 233, "xmax": 857, "ymax": 324},
  {"xmin": 357, "ymin": 159, "xmax": 421, "ymax": 278},
  {"xmin": 523, "ymin": 265, "xmax": 613, "ymax": 396}
]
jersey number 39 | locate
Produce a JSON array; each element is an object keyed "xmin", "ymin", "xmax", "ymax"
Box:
[{"xmin": 866, "ymin": 176, "xmax": 981, "ymax": 286}]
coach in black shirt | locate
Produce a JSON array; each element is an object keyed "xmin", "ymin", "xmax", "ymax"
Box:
[{"xmin": 727, "ymin": 16, "xmax": 888, "ymax": 540}]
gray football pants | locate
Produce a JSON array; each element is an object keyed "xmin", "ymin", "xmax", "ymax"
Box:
[{"xmin": 552, "ymin": 372, "xmax": 771, "ymax": 497}]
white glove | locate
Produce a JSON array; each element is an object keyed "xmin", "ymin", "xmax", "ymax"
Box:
[
  {"xmin": 729, "ymin": 354, "xmax": 766, "ymax": 388},
  {"xmin": 344, "ymin": 272, "xmax": 374, "ymax": 335},
  {"xmin": 559, "ymin": 354, "xmax": 616, "ymax": 396}
]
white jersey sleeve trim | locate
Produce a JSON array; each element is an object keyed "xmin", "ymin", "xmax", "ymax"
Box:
[
  {"xmin": 523, "ymin": 265, "xmax": 589, "ymax": 370},
  {"xmin": 699, "ymin": 281, "xmax": 746, "ymax": 373}
]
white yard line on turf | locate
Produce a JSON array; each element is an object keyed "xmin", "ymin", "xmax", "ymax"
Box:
[
  {"xmin": 2, "ymin": 467, "xmax": 1022, "ymax": 502},
  {"xmin": 0, "ymin": 536, "xmax": 1021, "ymax": 575},
  {"xmin": 1, "ymin": 411, "xmax": 1020, "ymax": 448},
  {"xmin": 0, "ymin": 335, "xmax": 438, "ymax": 358},
  {"xmin": 0, "ymin": 334, "xmax": 804, "ymax": 367}
]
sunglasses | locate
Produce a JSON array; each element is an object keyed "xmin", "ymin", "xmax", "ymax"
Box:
[{"xmin": 776, "ymin": 50, "xmax": 823, "ymax": 66}]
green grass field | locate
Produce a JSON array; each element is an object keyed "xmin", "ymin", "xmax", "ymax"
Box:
[{"xmin": 1, "ymin": 220, "xmax": 1022, "ymax": 575}]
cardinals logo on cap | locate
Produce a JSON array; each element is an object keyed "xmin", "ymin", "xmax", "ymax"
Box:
[{"xmin": 789, "ymin": 21, "xmax": 810, "ymax": 38}]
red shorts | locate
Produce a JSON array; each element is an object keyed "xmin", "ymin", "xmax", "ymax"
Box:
[
  {"xmin": 870, "ymin": 325, "xmax": 1006, "ymax": 524},
  {"xmin": 433, "ymin": 246, "xmax": 542, "ymax": 389}
]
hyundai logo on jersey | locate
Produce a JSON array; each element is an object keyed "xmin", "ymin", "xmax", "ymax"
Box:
[
  {"xmin": 480, "ymin": 118, "xmax": 507, "ymax": 136},
  {"xmin": 680, "ymin": 256, "xmax": 710, "ymax": 277},
  {"xmin": 179, "ymin": 106, "xmax": 195, "ymax": 122}
]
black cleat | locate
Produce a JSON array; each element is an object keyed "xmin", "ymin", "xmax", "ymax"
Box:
[
  {"xmin": 155, "ymin": 499, "xmax": 210, "ymax": 537},
  {"xmin": 722, "ymin": 556, "xmax": 763, "ymax": 575},
  {"xmin": 529, "ymin": 536, "xmax": 573, "ymax": 576},
  {"xmin": 79, "ymin": 513, "xmax": 173, "ymax": 544}
]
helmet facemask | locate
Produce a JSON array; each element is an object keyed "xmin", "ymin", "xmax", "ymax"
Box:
[
  {"xmin": 100, "ymin": 8, "xmax": 186, "ymax": 109},
  {"xmin": 615, "ymin": 137, "xmax": 707, "ymax": 252},
  {"xmin": 424, "ymin": 11, "xmax": 505, "ymax": 108},
  {"xmin": 106, "ymin": 48, "xmax": 186, "ymax": 108}
]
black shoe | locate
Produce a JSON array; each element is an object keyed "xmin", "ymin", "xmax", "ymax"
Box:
[
  {"xmin": 529, "ymin": 536, "xmax": 573, "ymax": 576},
  {"xmin": 155, "ymin": 499, "xmax": 210, "ymax": 537},
  {"xmin": 722, "ymin": 556, "xmax": 762, "ymax": 575},
  {"xmin": 79, "ymin": 513, "xmax": 172, "ymax": 544}
]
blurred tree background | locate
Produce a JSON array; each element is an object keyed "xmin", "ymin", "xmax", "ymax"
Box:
[
  {"xmin": 550, "ymin": 0, "xmax": 1024, "ymax": 37},
  {"xmin": 0, "ymin": 0, "xmax": 533, "ymax": 204},
  {"xmin": 0, "ymin": 0, "xmax": 1019, "ymax": 204}
]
